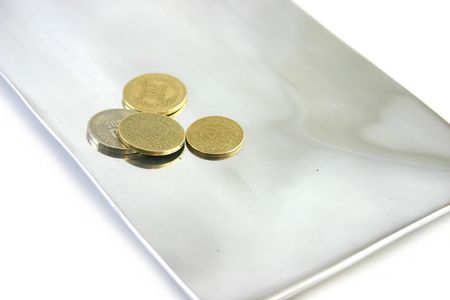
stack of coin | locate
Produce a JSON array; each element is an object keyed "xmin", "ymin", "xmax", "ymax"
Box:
[
  {"xmin": 122, "ymin": 73, "xmax": 187, "ymax": 117},
  {"xmin": 87, "ymin": 73, "xmax": 244, "ymax": 166}
]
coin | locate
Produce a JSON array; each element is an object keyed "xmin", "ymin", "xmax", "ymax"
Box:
[
  {"xmin": 118, "ymin": 112, "xmax": 185, "ymax": 156},
  {"xmin": 123, "ymin": 73, "xmax": 187, "ymax": 115},
  {"xmin": 186, "ymin": 116, "xmax": 244, "ymax": 160},
  {"xmin": 87, "ymin": 109, "xmax": 138, "ymax": 157}
]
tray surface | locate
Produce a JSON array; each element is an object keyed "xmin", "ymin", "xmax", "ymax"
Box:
[{"xmin": 0, "ymin": 1, "xmax": 449, "ymax": 299}]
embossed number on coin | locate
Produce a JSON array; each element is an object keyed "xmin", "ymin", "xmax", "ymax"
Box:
[{"xmin": 87, "ymin": 109, "xmax": 137, "ymax": 157}]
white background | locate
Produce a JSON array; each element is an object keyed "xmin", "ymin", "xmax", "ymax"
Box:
[{"xmin": 0, "ymin": 1, "xmax": 448, "ymax": 299}]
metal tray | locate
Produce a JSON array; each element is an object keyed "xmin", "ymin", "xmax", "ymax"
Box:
[{"xmin": 0, "ymin": 1, "xmax": 449, "ymax": 299}]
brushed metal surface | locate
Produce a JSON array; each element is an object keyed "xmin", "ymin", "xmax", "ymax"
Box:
[{"xmin": 0, "ymin": 1, "xmax": 449, "ymax": 299}]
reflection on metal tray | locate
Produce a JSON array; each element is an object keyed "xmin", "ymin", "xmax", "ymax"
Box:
[{"xmin": 0, "ymin": 1, "xmax": 449, "ymax": 299}]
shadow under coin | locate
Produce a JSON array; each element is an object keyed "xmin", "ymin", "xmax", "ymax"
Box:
[
  {"xmin": 186, "ymin": 143, "xmax": 242, "ymax": 161},
  {"xmin": 125, "ymin": 146, "xmax": 185, "ymax": 169}
]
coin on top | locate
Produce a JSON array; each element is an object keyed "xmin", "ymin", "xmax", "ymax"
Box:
[
  {"xmin": 186, "ymin": 116, "xmax": 244, "ymax": 160},
  {"xmin": 123, "ymin": 73, "xmax": 187, "ymax": 115},
  {"xmin": 118, "ymin": 112, "xmax": 185, "ymax": 156},
  {"xmin": 87, "ymin": 109, "xmax": 138, "ymax": 157}
]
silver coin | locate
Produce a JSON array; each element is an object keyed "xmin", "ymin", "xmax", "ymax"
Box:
[{"xmin": 87, "ymin": 109, "xmax": 138, "ymax": 157}]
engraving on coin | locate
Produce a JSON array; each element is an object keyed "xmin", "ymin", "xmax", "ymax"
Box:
[
  {"xmin": 123, "ymin": 73, "xmax": 187, "ymax": 115},
  {"xmin": 186, "ymin": 116, "xmax": 244, "ymax": 159},
  {"xmin": 87, "ymin": 109, "xmax": 138, "ymax": 157},
  {"xmin": 118, "ymin": 112, "xmax": 185, "ymax": 156}
]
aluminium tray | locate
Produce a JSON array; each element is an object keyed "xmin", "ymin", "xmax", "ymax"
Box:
[{"xmin": 0, "ymin": 1, "xmax": 449, "ymax": 299}]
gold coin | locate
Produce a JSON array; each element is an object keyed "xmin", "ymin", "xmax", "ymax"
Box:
[
  {"xmin": 87, "ymin": 109, "xmax": 138, "ymax": 157},
  {"xmin": 186, "ymin": 116, "xmax": 244, "ymax": 160},
  {"xmin": 118, "ymin": 112, "xmax": 185, "ymax": 156},
  {"xmin": 123, "ymin": 73, "xmax": 187, "ymax": 115}
]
